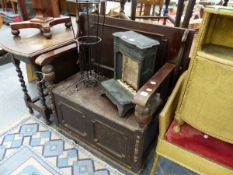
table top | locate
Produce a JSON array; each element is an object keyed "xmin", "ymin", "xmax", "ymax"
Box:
[{"xmin": 0, "ymin": 24, "xmax": 75, "ymax": 59}]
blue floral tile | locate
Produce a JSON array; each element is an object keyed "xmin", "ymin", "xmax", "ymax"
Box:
[
  {"xmin": 43, "ymin": 140, "xmax": 64, "ymax": 157},
  {"xmin": 11, "ymin": 139, "xmax": 23, "ymax": 148},
  {"xmin": 30, "ymin": 138, "xmax": 41, "ymax": 146},
  {"xmin": 58, "ymin": 158, "xmax": 68, "ymax": 168},
  {"xmin": 68, "ymin": 149, "xmax": 78, "ymax": 158},
  {"xmin": 4, "ymin": 134, "xmax": 15, "ymax": 142},
  {"xmin": 20, "ymin": 124, "xmax": 38, "ymax": 137},
  {"xmin": 40, "ymin": 130, "xmax": 51, "ymax": 138}
]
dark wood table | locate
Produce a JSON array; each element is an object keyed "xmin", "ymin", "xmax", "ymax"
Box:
[{"xmin": 0, "ymin": 24, "xmax": 76, "ymax": 124}]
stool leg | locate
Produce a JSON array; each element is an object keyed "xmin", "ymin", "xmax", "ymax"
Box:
[{"xmin": 11, "ymin": 57, "xmax": 33, "ymax": 114}]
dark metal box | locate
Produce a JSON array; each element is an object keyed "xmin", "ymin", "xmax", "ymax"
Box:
[
  {"xmin": 113, "ymin": 31, "xmax": 160, "ymax": 90},
  {"xmin": 101, "ymin": 31, "xmax": 160, "ymax": 117}
]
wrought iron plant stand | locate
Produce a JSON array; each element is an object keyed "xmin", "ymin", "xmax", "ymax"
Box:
[{"xmin": 74, "ymin": 0, "xmax": 106, "ymax": 88}]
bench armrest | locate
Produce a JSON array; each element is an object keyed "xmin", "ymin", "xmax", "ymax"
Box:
[
  {"xmin": 35, "ymin": 43, "xmax": 76, "ymax": 66},
  {"xmin": 133, "ymin": 63, "xmax": 175, "ymax": 107},
  {"xmin": 133, "ymin": 63, "xmax": 175, "ymax": 126}
]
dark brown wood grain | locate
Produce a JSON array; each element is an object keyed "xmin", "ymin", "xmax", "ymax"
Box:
[
  {"xmin": 35, "ymin": 43, "xmax": 76, "ymax": 66},
  {"xmin": 18, "ymin": 0, "xmax": 61, "ymax": 20},
  {"xmin": 79, "ymin": 14, "xmax": 195, "ymax": 78},
  {"xmin": 133, "ymin": 63, "xmax": 175, "ymax": 107},
  {"xmin": 0, "ymin": 24, "xmax": 75, "ymax": 59},
  {"xmin": 53, "ymin": 73, "xmax": 158, "ymax": 173},
  {"xmin": 17, "ymin": 0, "xmax": 28, "ymax": 20}
]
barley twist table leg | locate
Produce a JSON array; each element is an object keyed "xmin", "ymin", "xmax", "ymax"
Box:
[{"xmin": 11, "ymin": 57, "xmax": 33, "ymax": 114}]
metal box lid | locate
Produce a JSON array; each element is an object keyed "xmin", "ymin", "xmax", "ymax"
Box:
[{"xmin": 113, "ymin": 31, "xmax": 160, "ymax": 49}]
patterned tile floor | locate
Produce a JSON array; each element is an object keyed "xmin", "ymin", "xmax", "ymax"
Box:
[{"xmin": 0, "ymin": 117, "xmax": 123, "ymax": 175}]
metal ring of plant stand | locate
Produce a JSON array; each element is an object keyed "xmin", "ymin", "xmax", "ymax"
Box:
[{"xmin": 77, "ymin": 36, "xmax": 102, "ymax": 46}]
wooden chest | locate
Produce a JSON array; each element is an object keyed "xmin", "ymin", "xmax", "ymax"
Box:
[{"xmin": 53, "ymin": 73, "xmax": 158, "ymax": 174}]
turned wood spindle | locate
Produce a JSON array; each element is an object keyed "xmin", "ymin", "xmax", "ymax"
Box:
[
  {"xmin": 11, "ymin": 57, "xmax": 33, "ymax": 114},
  {"xmin": 42, "ymin": 65, "xmax": 57, "ymax": 122}
]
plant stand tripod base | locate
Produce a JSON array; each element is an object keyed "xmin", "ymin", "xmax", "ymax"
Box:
[{"xmin": 10, "ymin": 17, "xmax": 72, "ymax": 39}]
